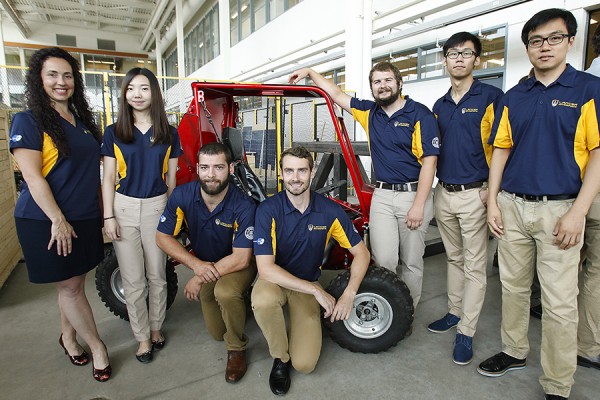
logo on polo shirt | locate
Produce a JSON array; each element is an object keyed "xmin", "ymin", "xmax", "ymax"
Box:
[
  {"xmin": 83, "ymin": 129, "xmax": 92, "ymax": 135},
  {"xmin": 10, "ymin": 135, "xmax": 22, "ymax": 142},
  {"xmin": 160, "ymin": 215, "xmax": 166, "ymax": 223},
  {"xmin": 462, "ymin": 108, "xmax": 478, "ymax": 114},
  {"xmin": 308, "ymin": 224, "xmax": 327, "ymax": 231},
  {"xmin": 215, "ymin": 218, "xmax": 233, "ymax": 228},
  {"xmin": 432, "ymin": 137, "xmax": 440, "ymax": 148},
  {"xmin": 394, "ymin": 121, "xmax": 410, "ymax": 128},
  {"xmin": 254, "ymin": 238, "xmax": 265, "ymax": 245},
  {"xmin": 245, "ymin": 226, "xmax": 254, "ymax": 240},
  {"xmin": 552, "ymin": 99, "xmax": 578, "ymax": 108}
]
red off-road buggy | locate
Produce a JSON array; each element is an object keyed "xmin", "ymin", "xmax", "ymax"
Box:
[{"xmin": 95, "ymin": 82, "xmax": 414, "ymax": 353}]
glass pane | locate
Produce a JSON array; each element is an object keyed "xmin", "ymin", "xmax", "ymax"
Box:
[
  {"xmin": 241, "ymin": 1, "xmax": 251, "ymax": 39},
  {"xmin": 230, "ymin": 0, "xmax": 239, "ymax": 46},
  {"xmin": 375, "ymin": 50, "xmax": 418, "ymax": 82},
  {"xmin": 254, "ymin": 0, "xmax": 266, "ymax": 31},
  {"xmin": 420, "ymin": 46, "xmax": 444, "ymax": 79},
  {"xmin": 479, "ymin": 27, "xmax": 506, "ymax": 70},
  {"xmin": 269, "ymin": 0, "xmax": 284, "ymax": 20},
  {"xmin": 212, "ymin": 6, "xmax": 220, "ymax": 58},
  {"xmin": 204, "ymin": 19, "xmax": 211, "ymax": 63}
]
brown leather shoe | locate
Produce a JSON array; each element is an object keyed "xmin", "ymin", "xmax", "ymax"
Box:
[{"xmin": 225, "ymin": 350, "xmax": 247, "ymax": 383}]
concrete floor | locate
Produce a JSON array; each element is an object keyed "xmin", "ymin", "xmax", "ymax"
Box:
[{"xmin": 0, "ymin": 239, "xmax": 597, "ymax": 400}]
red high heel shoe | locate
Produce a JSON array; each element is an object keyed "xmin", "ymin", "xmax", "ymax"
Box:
[
  {"xmin": 59, "ymin": 335, "xmax": 90, "ymax": 366},
  {"xmin": 92, "ymin": 342, "xmax": 112, "ymax": 382}
]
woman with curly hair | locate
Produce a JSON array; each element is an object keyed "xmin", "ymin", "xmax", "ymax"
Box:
[
  {"xmin": 101, "ymin": 68, "xmax": 181, "ymax": 363},
  {"xmin": 9, "ymin": 47, "xmax": 111, "ymax": 382}
]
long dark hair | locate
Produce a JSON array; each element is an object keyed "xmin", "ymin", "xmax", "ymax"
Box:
[
  {"xmin": 115, "ymin": 68, "xmax": 171, "ymax": 145},
  {"xmin": 25, "ymin": 47, "xmax": 101, "ymax": 156}
]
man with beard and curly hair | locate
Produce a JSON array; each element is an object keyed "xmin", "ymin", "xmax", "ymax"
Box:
[
  {"xmin": 156, "ymin": 142, "xmax": 256, "ymax": 384},
  {"xmin": 289, "ymin": 63, "xmax": 439, "ymax": 310}
]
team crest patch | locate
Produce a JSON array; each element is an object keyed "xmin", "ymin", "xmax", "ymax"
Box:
[
  {"xmin": 254, "ymin": 238, "xmax": 265, "ymax": 245},
  {"xmin": 245, "ymin": 226, "xmax": 254, "ymax": 240},
  {"xmin": 432, "ymin": 137, "xmax": 440, "ymax": 148},
  {"xmin": 160, "ymin": 215, "xmax": 166, "ymax": 223},
  {"xmin": 10, "ymin": 135, "xmax": 22, "ymax": 142}
]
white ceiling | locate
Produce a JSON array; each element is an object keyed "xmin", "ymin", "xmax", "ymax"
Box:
[{"xmin": 0, "ymin": 0, "xmax": 175, "ymax": 46}]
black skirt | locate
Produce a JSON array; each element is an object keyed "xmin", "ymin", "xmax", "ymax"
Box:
[{"xmin": 15, "ymin": 218, "xmax": 104, "ymax": 284}]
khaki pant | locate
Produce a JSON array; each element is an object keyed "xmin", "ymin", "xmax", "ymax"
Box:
[
  {"xmin": 369, "ymin": 188, "xmax": 434, "ymax": 307},
  {"xmin": 113, "ymin": 192, "xmax": 168, "ymax": 342},
  {"xmin": 434, "ymin": 185, "xmax": 488, "ymax": 337},
  {"xmin": 578, "ymin": 194, "xmax": 600, "ymax": 358},
  {"xmin": 497, "ymin": 191, "xmax": 581, "ymax": 398},
  {"xmin": 251, "ymin": 278, "xmax": 322, "ymax": 373},
  {"xmin": 199, "ymin": 264, "xmax": 256, "ymax": 351}
]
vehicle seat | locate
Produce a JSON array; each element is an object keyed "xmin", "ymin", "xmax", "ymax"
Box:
[{"xmin": 222, "ymin": 127, "xmax": 267, "ymax": 203}]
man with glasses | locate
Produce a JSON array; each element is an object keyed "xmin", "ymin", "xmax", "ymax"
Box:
[
  {"xmin": 427, "ymin": 32, "xmax": 503, "ymax": 366},
  {"xmin": 477, "ymin": 9, "xmax": 600, "ymax": 400},
  {"xmin": 288, "ymin": 63, "xmax": 439, "ymax": 310}
]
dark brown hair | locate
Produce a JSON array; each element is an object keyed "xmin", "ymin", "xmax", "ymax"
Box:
[
  {"xmin": 25, "ymin": 47, "xmax": 101, "ymax": 156},
  {"xmin": 280, "ymin": 146, "xmax": 314, "ymax": 170}
]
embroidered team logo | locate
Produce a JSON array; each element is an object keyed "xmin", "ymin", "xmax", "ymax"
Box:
[
  {"xmin": 215, "ymin": 218, "xmax": 233, "ymax": 228},
  {"xmin": 254, "ymin": 238, "xmax": 265, "ymax": 245},
  {"xmin": 83, "ymin": 129, "xmax": 92, "ymax": 135},
  {"xmin": 462, "ymin": 108, "xmax": 478, "ymax": 114},
  {"xmin": 552, "ymin": 99, "xmax": 578, "ymax": 108},
  {"xmin": 245, "ymin": 226, "xmax": 254, "ymax": 240},
  {"xmin": 160, "ymin": 215, "xmax": 166, "ymax": 223},
  {"xmin": 10, "ymin": 135, "xmax": 22, "ymax": 142},
  {"xmin": 308, "ymin": 224, "xmax": 327, "ymax": 231},
  {"xmin": 394, "ymin": 121, "xmax": 410, "ymax": 128},
  {"xmin": 432, "ymin": 137, "xmax": 440, "ymax": 148}
]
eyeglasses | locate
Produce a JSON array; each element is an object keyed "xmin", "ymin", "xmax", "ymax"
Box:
[
  {"xmin": 445, "ymin": 50, "xmax": 477, "ymax": 59},
  {"xmin": 527, "ymin": 34, "xmax": 571, "ymax": 48}
]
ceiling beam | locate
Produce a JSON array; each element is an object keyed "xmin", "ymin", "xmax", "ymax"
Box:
[{"xmin": 0, "ymin": 0, "xmax": 31, "ymax": 38}]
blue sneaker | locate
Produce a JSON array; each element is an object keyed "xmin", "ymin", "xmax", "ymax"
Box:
[
  {"xmin": 427, "ymin": 313, "xmax": 460, "ymax": 333},
  {"xmin": 453, "ymin": 333, "xmax": 473, "ymax": 365}
]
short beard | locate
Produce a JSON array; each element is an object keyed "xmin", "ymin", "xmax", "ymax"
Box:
[
  {"xmin": 200, "ymin": 178, "xmax": 229, "ymax": 195},
  {"xmin": 374, "ymin": 89, "xmax": 401, "ymax": 107},
  {"xmin": 284, "ymin": 181, "xmax": 310, "ymax": 196}
]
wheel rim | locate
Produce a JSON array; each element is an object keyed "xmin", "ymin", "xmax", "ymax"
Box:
[
  {"xmin": 343, "ymin": 292, "xmax": 393, "ymax": 339},
  {"xmin": 110, "ymin": 267, "xmax": 126, "ymax": 304}
]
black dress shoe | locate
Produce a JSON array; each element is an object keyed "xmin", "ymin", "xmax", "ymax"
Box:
[
  {"xmin": 269, "ymin": 358, "xmax": 291, "ymax": 396},
  {"xmin": 530, "ymin": 304, "xmax": 542, "ymax": 320},
  {"xmin": 545, "ymin": 394, "xmax": 567, "ymax": 399},
  {"xmin": 577, "ymin": 355, "xmax": 600, "ymax": 370},
  {"xmin": 477, "ymin": 352, "xmax": 526, "ymax": 377},
  {"xmin": 136, "ymin": 343, "xmax": 153, "ymax": 364},
  {"xmin": 152, "ymin": 333, "xmax": 166, "ymax": 351}
]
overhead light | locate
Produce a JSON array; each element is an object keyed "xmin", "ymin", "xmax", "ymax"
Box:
[
  {"xmin": 231, "ymin": 12, "xmax": 238, "ymax": 19},
  {"xmin": 240, "ymin": 4, "xmax": 248, "ymax": 12},
  {"xmin": 591, "ymin": 18, "xmax": 598, "ymax": 24},
  {"xmin": 487, "ymin": 59, "xmax": 504, "ymax": 66}
]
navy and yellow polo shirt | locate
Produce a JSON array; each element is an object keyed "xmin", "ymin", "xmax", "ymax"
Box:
[
  {"xmin": 253, "ymin": 190, "xmax": 362, "ymax": 281},
  {"xmin": 157, "ymin": 181, "xmax": 256, "ymax": 262},
  {"xmin": 433, "ymin": 80, "xmax": 504, "ymax": 184},
  {"xmin": 489, "ymin": 65, "xmax": 600, "ymax": 196},
  {"xmin": 350, "ymin": 96, "xmax": 440, "ymax": 183},
  {"xmin": 101, "ymin": 123, "xmax": 182, "ymax": 199},
  {"xmin": 10, "ymin": 110, "xmax": 101, "ymax": 221}
]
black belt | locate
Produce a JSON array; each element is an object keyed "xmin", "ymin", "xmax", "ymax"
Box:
[
  {"xmin": 439, "ymin": 181, "xmax": 485, "ymax": 192},
  {"xmin": 376, "ymin": 181, "xmax": 418, "ymax": 192},
  {"xmin": 509, "ymin": 192, "xmax": 577, "ymax": 201}
]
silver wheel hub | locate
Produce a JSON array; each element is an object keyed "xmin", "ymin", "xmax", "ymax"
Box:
[
  {"xmin": 343, "ymin": 292, "xmax": 393, "ymax": 339},
  {"xmin": 110, "ymin": 268, "xmax": 126, "ymax": 304}
]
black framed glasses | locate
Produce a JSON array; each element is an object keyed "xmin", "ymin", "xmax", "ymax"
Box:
[
  {"xmin": 527, "ymin": 34, "xmax": 571, "ymax": 48},
  {"xmin": 445, "ymin": 50, "xmax": 477, "ymax": 59}
]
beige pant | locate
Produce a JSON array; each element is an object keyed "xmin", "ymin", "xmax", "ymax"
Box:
[
  {"xmin": 199, "ymin": 264, "xmax": 256, "ymax": 351},
  {"xmin": 369, "ymin": 188, "xmax": 434, "ymax": 307},
  {"xmin": 578, "ymin": 194, "xmax": 600, "ymax": 358},
  {"xmin": 251, "ymin": 278, "xmax": 322, "ymax": 373},
  {"xmin": 497, "ymin": 191, "xmax": 581, "ymax": 398},
  {"xmin": 434, "ymin": 185, "xmax": 488, "ymax": 337},
  {"xmin": 113, "ymin": 192, "xmax": 168, "ymax": 342}
]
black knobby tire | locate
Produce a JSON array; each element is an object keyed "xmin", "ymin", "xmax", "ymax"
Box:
[
  {"xmin": 95, "ymin": 244, "xmax": 178, "ymax": 321},
  {"xmin": 324, "ymin": 265, "xmax": 414, "ymax": 353}
]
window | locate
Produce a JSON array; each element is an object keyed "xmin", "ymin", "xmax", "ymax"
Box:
[
  {"xmin": 231, "ymin": 0, "xmax": 302, "ymax": 45},
  {"xmin": 184, "ymin": 4, "xmax": 220, "ymax": 75},
  {"xmin": 57, "ymin": 34, "xmax": 77, "ymax": 47},
  {"xmin": 97, "ymin": 39, "xmax": 116, "ymax": 51},
  {"xmin": 373, "ymin": 26, "xmax": 506, "ymax": 82}
]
